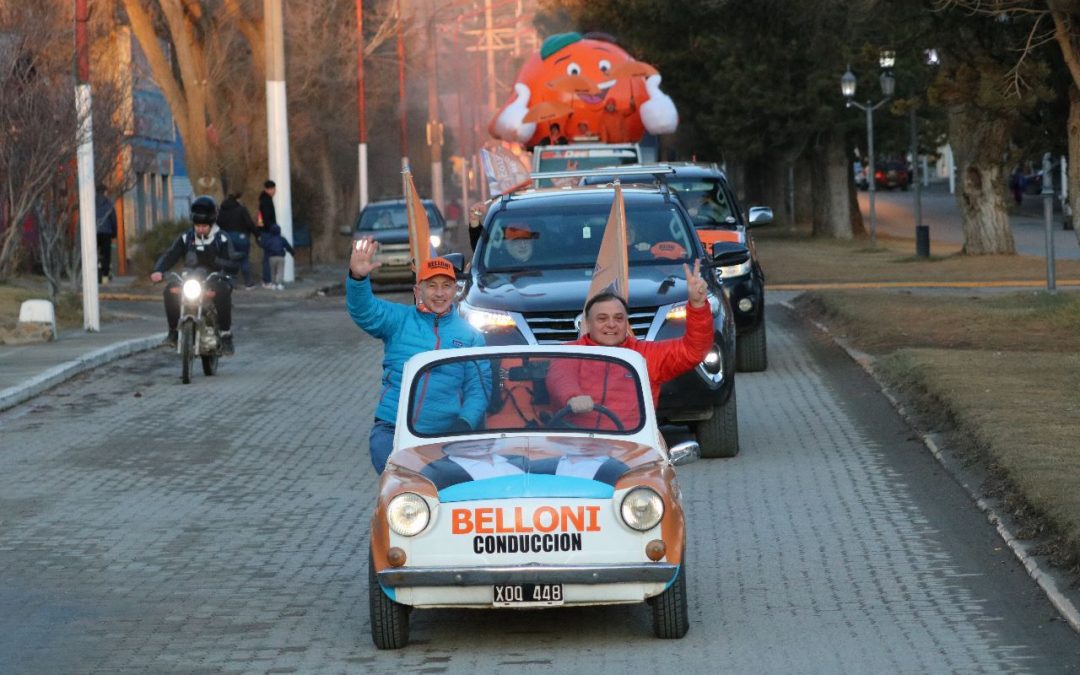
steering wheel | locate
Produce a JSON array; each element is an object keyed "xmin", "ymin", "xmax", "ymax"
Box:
[{"xmin": 549, "ymin": 403, "xmax": 625, "ymax": 431}]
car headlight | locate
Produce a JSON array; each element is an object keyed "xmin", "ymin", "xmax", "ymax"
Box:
[
  {"xmin": 429, "ymin": 234, "xmax": 442, "ymax": 249},
  {"xmin": 665, "ymin": 293, "xmax": 720, "ymax": 320},
  {"xmin": 620, "ymin": 487, "xmax": 664, "ymax": 531},
  {"xmin": 387, "ymin": 492, "xmax": 430, "ymax": 537},
  {"xmin": 461, "ymin": 304, "xmax": 517, "ymax": 330},
  {"xmin": 718, "ymin": 261, "xmax": 752, "ymax": 278},
  {"xmin": 182, "ymin": 279, "xmax": 202, "ymax": 301}
]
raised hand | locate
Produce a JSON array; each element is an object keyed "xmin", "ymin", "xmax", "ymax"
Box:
[
  {"xmin": 150, "ymin": 271, "xmax": 163, "ymax": 283},
  {"xmin": 349, "ymin": 236, "xmax": 383, "ymax": 279},
  {"xmin": 492, "ymin": 83, "xmax": 537, "ymax": 144},
  {"xmin": 683, "ymin": 259, "xmax": 707, "ymax": 308}
]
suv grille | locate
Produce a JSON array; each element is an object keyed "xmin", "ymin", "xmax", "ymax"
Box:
[{"xmin": 523, "ymin": 308, "xmax": 657, "ymax": 344}]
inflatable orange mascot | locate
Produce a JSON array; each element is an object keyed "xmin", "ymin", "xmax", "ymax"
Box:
[{"xmin": 489, "ymin": 32, "xmax": 678, "ymax": 149}]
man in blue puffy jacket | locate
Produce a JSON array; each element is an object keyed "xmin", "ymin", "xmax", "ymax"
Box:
[{"xmin": 347, "ymin": 237, "xmax": 488, "ymax": 473}]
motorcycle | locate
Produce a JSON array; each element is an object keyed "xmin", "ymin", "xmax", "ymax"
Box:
[{"xmin": 169, "ymin": 269, "xmax": 224, "ymax": 384}]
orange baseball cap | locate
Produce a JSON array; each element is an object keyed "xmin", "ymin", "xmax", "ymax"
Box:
[
  {"xmin": 417, "ymin": 257, "xmax": 456, "ymax": 282},
  {"xmin": 504, "ymin": 223, "xmax": 537, "ymax": 240}
]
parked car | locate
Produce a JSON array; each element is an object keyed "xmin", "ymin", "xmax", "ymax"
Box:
[
  {"xmin": 368, "ymin": 344, "xmax": 699, "ymax": 649},
  {"xmin": 581, "ymin": 164, "xmax": 771, "ymax": 372},
  {"xmin": 874, "ymin": 161, "xmax": 912, "ymax": 191},
  {"xmin": 460, "ymin": 179, "xmax": 749, "ymax": 458},
  {"xmin": 854, "ymin": 161, "xmax": 869, "ymax": 190},
  {"xmin": 345, "ymin": 199, "xmax": 448, "ymax": 283}
]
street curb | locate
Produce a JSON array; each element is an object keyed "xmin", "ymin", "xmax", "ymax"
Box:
[
  {"xmin": 779, "ymin": 298, "xmax": 1080, "ymax": 635},
  {"xmin": 0, "ymin": 334, "xmax": 163, "ymax": 413}
]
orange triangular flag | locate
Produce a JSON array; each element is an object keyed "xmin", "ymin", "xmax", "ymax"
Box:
[
  {"xmin": 403, "ymin": 167, "xmax": 432, "ymax": 275},
  {"xmin": 586, "ymin": 180, "xmax": 630, "ymax": 309}
]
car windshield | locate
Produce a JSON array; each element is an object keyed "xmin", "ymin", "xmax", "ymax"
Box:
[
  {"xmin": 666, "ymin": 179, "xmax": 735, "ymax": 226},
  {"xmin": 407, "ymin": 353, "xmax": 646, "ymax": 437},
  {"xmin": 357, "ymin": 204, "xmax": 441, "ymax": 232},
  {"xmin": 481, "ymin": 200, "xmax": 696, "ymax": 272}
]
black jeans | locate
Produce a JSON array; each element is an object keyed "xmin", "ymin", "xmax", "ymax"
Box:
[
  {"xmin": 96, "ymin": 234, "xmax": 113, "ymax": 281},
  {"xmin": 163, "ymin": 276, "xmax": 233, "ymax": 332}
]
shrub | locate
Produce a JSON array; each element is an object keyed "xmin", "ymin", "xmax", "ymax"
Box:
[{"xmin": 129, "ymin": 219, "xmax": 191, "ymax": 278}]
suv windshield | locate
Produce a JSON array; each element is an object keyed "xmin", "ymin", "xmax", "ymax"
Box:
[
  {"xmin": 407, "ymin": 353, "xmax": 645, "ymax": 436},
  {"xmin": 481, "ymin": 200, "xmax": 695, "ymax": 272},
  {"xmin": 666, "ymin": 179, "xmax": 735, "ymax": 226},
  {"xmin": 357, "ymin": 204, "xmax": 442, "ymax": 232}
]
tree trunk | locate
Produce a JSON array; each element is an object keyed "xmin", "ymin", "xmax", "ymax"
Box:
[
  {"xmin": 760, "ymin": 159, "xmax": 788, "ymax": 229},
  {"xmin": 314, "ymin": 144, "xmax": 340, "ymax": 263},
  {"xmin": 794, "ymin": 158, "xmax": 814, "ymax": 228},
  {"xmin": 810, "ymin": 131, "xmax": 857, "ymax": 239},
  {"xmin": 947, "ymin": 104, "xmax": 1015, "ymax": 254},
  {"xmin": 1069, "ymin": 85, "xmax": 1080, "ymax": 241}
]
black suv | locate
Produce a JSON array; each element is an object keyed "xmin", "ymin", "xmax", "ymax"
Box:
[
  {"xmin": 662, "ymin": 164, "xmax": 772, "ymax": 372},
  {"xmin": 459, "ymin": 182, "xmax": 749, "ymax": 457}
]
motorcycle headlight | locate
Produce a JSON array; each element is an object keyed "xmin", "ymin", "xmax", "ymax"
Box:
[
  {"xmin": 387, "ymin": 492, "xmax": 430, "ymax": 537},
  {"xmin": 718, "ymin": 261, "xmax": 752, "ymax": 278},
  {"xmin": 460, "ymin": 304, "xmax": 517, "ymax": 330},
  {"xmin": 182, "ymin": 279, "xmax": 203, "ymax": 301},
  {"xmin": 429, "ymin": 234, "xmax": 442, "ymax": 249},
  {"xmin": 620, "ymin": 487, "xmax": 664, "ymax": 531}
]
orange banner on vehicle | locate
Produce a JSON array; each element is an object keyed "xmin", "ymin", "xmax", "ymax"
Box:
[
  {"xmin": 586, "ymin": 181, "xmax": 630, "ymax": 307},
  {"xmin": 403, "ymin": 167, "xmax": 431, "ymax": 274}
]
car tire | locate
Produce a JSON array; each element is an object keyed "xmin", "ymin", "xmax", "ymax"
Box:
[
  {"xmin": 695, "ymin": 388, "xmax": 739, "ymax": 458},
  {"xmin": 735, "ymin": 321, "xmax": 767, "ymax": 373},
  {"xmin": 650, "ymin": 561, "xmax": 689, "ymax": 639},
  {"xmin": 369, "ymin": 551, "xmax": 410, "ymax": 649},
  {"xmin": 180, "ymin": 322, "xmax": 194, "ymax": 384}
]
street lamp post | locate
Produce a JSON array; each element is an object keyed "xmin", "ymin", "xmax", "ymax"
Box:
[{"xmin": 842, "ymin": 63, "xmax": 894, "ymax": 249}]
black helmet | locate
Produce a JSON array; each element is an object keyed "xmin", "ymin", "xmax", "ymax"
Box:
[{"xmin": 190, "ymin": 195, "xmax": 217, "ymax": 225}]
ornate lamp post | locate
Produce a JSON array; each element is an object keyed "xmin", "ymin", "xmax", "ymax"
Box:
[{"xmin": 842, "ymin": 59, "xmax": 894, "ymax": 248}]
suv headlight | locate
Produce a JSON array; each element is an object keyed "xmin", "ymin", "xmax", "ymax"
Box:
[
  {"xmin": 717, "ymin": 260, "xmax": 752, "ymax": 278},
  {"xmin": 387, "ymin": 492, "xmax": 430, "ymax": 537},
  {"xmin": 182, "ymin": 279, "xmax": 203, "ymax": 301},
  {"xmin": 429, "ymin": 234, "xmax": 442, "ymax": 249},
  {"xmin": 620, "ymin": 487, "xmax": 664, "ymax": 531},
  {"xmin": 665, "ymin": 293, "xmax": 720, "ymax": 320},
  {"xmin": 460, "ymin": 303, "xmax": 517, "ymax": 330}
]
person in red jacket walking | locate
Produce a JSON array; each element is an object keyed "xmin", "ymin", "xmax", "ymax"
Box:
[{"xmin": 546, "ymin": 260, "xmax": 712, "ymax": 429}]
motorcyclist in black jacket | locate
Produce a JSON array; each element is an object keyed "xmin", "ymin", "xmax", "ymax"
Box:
[{"xmin": 150, "ymin": 196, "xmax": 240, "ymax": 354}]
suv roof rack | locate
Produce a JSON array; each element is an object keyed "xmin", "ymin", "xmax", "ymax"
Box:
[{"xmin": 529, "ymin": 164, "xmax": 676, "ymax": 182}]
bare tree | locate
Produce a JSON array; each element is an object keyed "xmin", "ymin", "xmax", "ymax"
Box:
[{"xmin": 0, "ymin": 3, "xmax": 88, "ymax": 280}]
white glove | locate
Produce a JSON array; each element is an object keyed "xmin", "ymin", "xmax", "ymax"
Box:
[
  {"xmin": 492, "ymin": 83, "xmax": 537, "ymax": 144},
  {"xmin": 639, "ymin": 75, "xmax": 678, "ymax": 135}
]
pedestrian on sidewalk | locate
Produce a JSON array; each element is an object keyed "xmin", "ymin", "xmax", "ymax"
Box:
[
  {"xmin": 95, "ymin": 185, "xmax": 117, "ymax": 285},
  {"xmin": 257, "ymin": 180, "xmax": 277, "ymax": 288},
  {"xmin": 260, "ymin": 224, "xmax": 294, "ymax": 290},
  {"xmin": 217, "ymin": 191, "xmax": 259, "ymax": 289},
  {"xmin": 346, "ymin": 239, "xmax": 487, "ymax": 473}
]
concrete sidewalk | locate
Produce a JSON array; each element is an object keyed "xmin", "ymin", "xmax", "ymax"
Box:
[{"xmin": 0, "ymin": 265, "xmax": 345, "ymax": 413}]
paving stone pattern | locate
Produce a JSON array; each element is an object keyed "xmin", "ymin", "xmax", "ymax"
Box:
[{"xmin": 0, "ymin": 295, "xmax": 1073, "ymax": 673}]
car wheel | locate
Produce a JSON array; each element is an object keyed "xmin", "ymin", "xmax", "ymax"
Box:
[
  {"xmin": 180, "ymin": 322, "xmax": 194, "ymax": 384},
  {"xmin": 369, "ymin": 551, "xmax": 410, "ymax": 649},
  {"xmin": 695, "ymin": 387, "xmax": 739, "ymax": 458},
  {"xmin": 650, "ymin": 561, "xmax": 689, "ymax": 639},
  {"xmin": 735, "ymin": 321, "xmax": 767, "ymax": 373}
]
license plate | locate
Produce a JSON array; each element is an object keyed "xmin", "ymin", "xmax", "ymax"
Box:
[
  {"xmin": 382, "ymin": 255, "xmax": 409, "ymax": 266},
  {"xmin": 492, "ymin": 583, "xmax": 564, "ymax": 607}
]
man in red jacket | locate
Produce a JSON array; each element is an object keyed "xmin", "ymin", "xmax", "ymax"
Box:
[{"xmin": 546, "ymin": 260, "xmax": 712, "ymax": 430}]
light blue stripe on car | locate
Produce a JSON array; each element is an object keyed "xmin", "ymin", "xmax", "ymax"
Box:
[{"xmin": 438, "ymin": 474, "xmax": 614, "ymax": 502}]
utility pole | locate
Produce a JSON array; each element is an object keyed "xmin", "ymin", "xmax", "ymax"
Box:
[
  {"xmin": 264, "ymin": 0, "xmax": 294, "ymax": 281},
  {"xmin": 74, "ymin": 0, "xmax": 100, "ymax": 331},
  {"xmin": 356, "ymin": 0, "xmax": 369, "ymax": 211},
  {"xmin": 397, "ymin": 0, "xmax": 409, "ymax": 167},
  {"xmin": 426, "ymin": 14, "xmax": 443, "ymax": 209}
]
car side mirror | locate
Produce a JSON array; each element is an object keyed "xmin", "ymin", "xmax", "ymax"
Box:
[
  {"xmin": 747, "ymin": 206, "xmax": 773, "ymax": 227},
  {"xmin": 709, "ymin": 242, "xmax": 750, "ymax": 268},
  {"xmin": 669, "ymin": 441, "xmax": 699, "ymax": 466},
  {"xmin": 443, "ymin": 252, "xmax": 465, "ymax": 276}
]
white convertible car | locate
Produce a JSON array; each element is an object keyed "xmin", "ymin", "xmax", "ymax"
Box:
[{"xmin": 368, "ymin": 345, "xmax": 698, "ymax": 649}]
